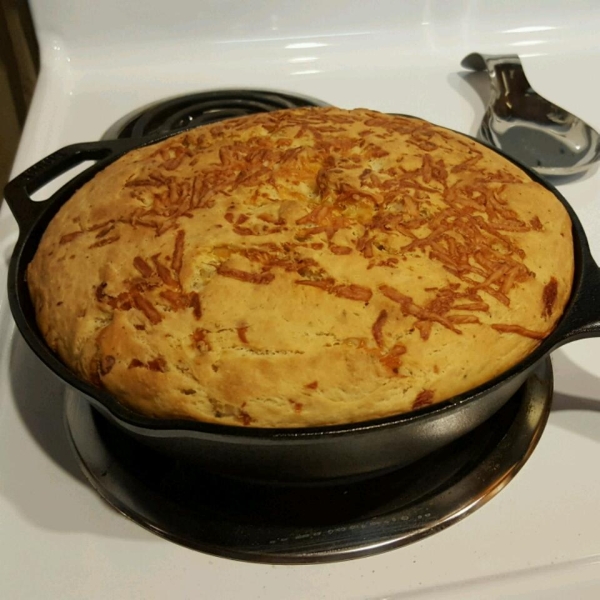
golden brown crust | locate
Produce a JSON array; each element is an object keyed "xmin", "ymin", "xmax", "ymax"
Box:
[{"xmin": 27, "ymin": 107, "xmax": 574, "ymax": 427}]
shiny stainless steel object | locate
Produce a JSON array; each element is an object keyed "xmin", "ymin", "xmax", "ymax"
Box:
[{"xmin": 462, "ymin": 52, "xmax": 600, "ymax": 178}]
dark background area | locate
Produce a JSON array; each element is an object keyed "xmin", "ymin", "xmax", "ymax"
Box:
[{"xmin": 0, "ymin": 0, "xmax": 38, "ymax": 194}]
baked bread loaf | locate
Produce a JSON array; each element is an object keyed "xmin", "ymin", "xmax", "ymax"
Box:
[{"xmin": 27, "ymin": 107, "xmax": 573, "ymax": 427}]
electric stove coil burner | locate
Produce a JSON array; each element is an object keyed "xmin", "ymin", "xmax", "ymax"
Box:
[
  {"xmin": 65, "ymin": 359, "xmax": 552, "ymax": 564},
  {"xmin": 114, "ymin": 90, "xmax": 328, "ymax": 139}
]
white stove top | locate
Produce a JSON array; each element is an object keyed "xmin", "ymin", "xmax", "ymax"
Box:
[{"xmin": 1, "ymin": 1, "xmax": 599, "ymax": 598}]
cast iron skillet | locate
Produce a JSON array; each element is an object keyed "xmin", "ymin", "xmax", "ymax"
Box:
[{"xmin": 5, "ymin": 122, "xmax": 600, "ymax": 484}]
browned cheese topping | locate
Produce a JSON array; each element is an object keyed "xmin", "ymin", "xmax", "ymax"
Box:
[{"xmin": 27, "ymin": 107, "xmax": 574, "ymax": 427}]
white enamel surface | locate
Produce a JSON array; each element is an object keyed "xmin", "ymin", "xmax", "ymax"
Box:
[{"xmin": 1, "ymin": 1, "xmax": 600, "ymax": 598}]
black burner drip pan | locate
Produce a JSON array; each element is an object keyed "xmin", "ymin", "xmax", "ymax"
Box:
[{"xmin": 65, "ymin": 359, "xmax": 552, "ymax": 564}]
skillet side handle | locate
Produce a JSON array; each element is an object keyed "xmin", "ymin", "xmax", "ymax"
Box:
[
  {"xmin": 3, "ymin": 140, "xmax": 134, "ymax": 230},
  {"xmin": 552, "ymin": 255, "xmax": 600, "ymax": 348}
]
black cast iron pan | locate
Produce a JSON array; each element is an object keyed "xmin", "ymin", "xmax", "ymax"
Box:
[{"xmin": 5, "ymin": 120, "xmax": 600, "ymax": 484}]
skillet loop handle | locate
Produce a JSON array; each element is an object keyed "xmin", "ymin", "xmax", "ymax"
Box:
[{"xmin": 3, "ymin": 140, "xmax": 133, "ymax": 229}]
